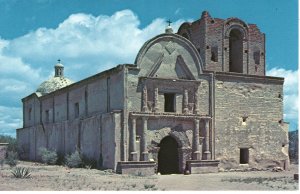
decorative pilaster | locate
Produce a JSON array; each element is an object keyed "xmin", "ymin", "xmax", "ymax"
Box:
[
  {"xmin": 194, "ymin": 85, "xmax": 200, "ymax": 114},
  {"xmin": 141, "ymin": 117, "xmax": 149, "ymax": 161},
  {"xmin": 183, "ymin": 89, "xmax": 189, "ymax": 114},
  {"xmin": 129, "ymin": 117, "xmax": 137, "ymax": 161},
  {"xmin": 203, "ymin": 119, "xmax": 211, "ymax": 160},
  {"xmin": 192, "ymin": 118, "xmax": 201, "ymax": 160},
  {"xmin": 142, "ymin": 86, "xmax": 148, "ymax": 112},
  {"xmin": 153, "ymin": 88, "xmax": 159, "ymax": 112}
]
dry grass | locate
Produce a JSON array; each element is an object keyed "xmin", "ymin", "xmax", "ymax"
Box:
[{"xmin": 0, "ymin": 161, "xmax": 298, "ymax": 191}]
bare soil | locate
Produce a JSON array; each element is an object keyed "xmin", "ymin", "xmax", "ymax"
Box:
[{"xmin": 0, "ymin": 161, "xmax": 298, "ymax": 191}]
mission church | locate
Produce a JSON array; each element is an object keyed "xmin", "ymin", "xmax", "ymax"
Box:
[{"xmin": 17, "ymin": 11, "xmax": 289, "ymax": 175}]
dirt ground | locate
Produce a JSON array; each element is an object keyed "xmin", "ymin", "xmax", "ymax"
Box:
[{"xmin": 0, "ymin": 161, "xmax": 298, "ymax": 191}]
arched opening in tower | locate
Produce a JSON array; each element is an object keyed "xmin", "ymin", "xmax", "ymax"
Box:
[{"xmin": 229, "ymin": 29, "xmax": 243, "ymax": 73}]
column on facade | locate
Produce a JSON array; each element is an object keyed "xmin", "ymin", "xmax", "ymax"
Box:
[
  {"xmin": 192, "ymin": 118, "xmax": 201, "ymax": 160},
  {"xmin": 140, "ymin": 117, "xmax": 149, "ymax": 161},
  {"xmin": 203, "ymin": 119, "xmax": 211, "ymax": 160},
  {"xmin": 129, "ymin": 117, "xmax": 138, "ymax": 161},
  {"xmin": 153, "ymin": 88, "xmax": 159, "ymax": 112},
  {"xmin": 142, "ymin": 85, "xmax": 148, "ymax": 112},
  {"xmin": 183, "ymin": 89, "xmax": 189, "ymax": 114},
  {"xmin": 194, "ymin": 84, "xmax": 200, "ymax": 114}
]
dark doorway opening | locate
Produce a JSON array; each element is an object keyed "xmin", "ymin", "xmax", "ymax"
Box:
[
  {"xmin": 229, "ymin": 29, "xmax": 243, "ymax": 73},
  {"xmin": 158, "ymin": 136, "xmax": 179, "ymax": 174},
  {"xmin": 164, "ymin": 93, "xmax": 175, "ymax": 112},
  {"xmin": 240, "ymin": 148, "xmax": 249, "ymax": 164}
]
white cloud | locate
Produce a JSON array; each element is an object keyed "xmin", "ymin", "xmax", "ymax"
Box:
[
  {"xmin": 0, "ymin": 106, "xmax": 22, "ymax": 137},
  {"xmin": 267, "ymin": 68, "xmax": 298, "ymax": 129},
  {"xmin": 0, "ymin": 9, "xmax": 186, "ymax": 136},
  {"xmin": 3, "ymin": 10, "xmax": 184, "ymax": 80}
]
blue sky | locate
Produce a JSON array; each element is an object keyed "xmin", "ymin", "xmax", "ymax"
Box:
[{"xmin": 0, "ymin": 0, "xmax": 298, "ymax": 136}]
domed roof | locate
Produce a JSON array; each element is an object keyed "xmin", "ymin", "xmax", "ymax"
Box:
[
  {"xmin": 36, "ymin": 76, "xmax": 73, "ymax": 95},
  {"xmin": 36, "ymin": 60, "xmax": 73, "ymax": 95},
  {"xmin": 55, "ymin": 62, "xmax": 64, "ymax": 68}
]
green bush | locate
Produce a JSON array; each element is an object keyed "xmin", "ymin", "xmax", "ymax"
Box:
[
  {"xmin": 65, "ymin": 150, "xmax": 82, "ymax": 168},
  {"xmin": 5, "ymin": 151, "xmax": 18, "ymax": 167},
  {"xmin": 38, "ymin": 147, "xmax": 58, "ymax": 165},
  {"xmin": 11, "ymin": 167, "xmax": 31, "ymax": 178}
]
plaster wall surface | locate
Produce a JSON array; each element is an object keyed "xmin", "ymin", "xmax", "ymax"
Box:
[{"xmin": 214, "ymin": 74, "xmax": 288, "ymax": 169}]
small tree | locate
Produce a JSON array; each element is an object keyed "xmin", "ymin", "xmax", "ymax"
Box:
[
  {"xmin": 38, "ymin": 147, "xmax": 58, "ymax": 165},
  {"xmin": 65, "ymin": 150, "xmax": 82, "ymax": 168},
  {"xmin": 5, "ymin": 151, "xmax": 18, "ymax": 167}
]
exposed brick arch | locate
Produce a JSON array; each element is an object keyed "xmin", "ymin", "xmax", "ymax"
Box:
[
  {"xmin": 149, "ymin": 127, "xmax": 191, "ymax": 149},
  {"xmin": 224, "ymin": 18, "xmax": 249, "ymax": 40}
]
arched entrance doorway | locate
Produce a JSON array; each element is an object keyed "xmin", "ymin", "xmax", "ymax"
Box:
[
  {"xmin": 229, "ymin": 29, "xmax": 243, "ymax": 73},
  {"xmin": 157, "ymin": 136, "xmax": 179, "ymax": 174}
]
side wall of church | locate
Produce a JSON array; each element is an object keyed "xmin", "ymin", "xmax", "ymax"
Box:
[
  {"xmin": 18, "ymin": 67, "xmax": 125, "ymax": 169},
  {"xmin": 17, "ymin": 112, "xmax": 122, "ymax": 169},
  {"xmin": 214, "ymin": 73, "xmax": 289, "ymax": 169}
]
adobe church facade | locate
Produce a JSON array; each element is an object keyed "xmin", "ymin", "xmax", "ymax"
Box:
[{"xmin": 17, "ymin": 11, "xmax": 289, "ymax": 174}]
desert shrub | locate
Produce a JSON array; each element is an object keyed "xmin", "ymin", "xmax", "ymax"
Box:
[
  {"xmin": 38, "ymin": 147, "xmax": 58, "ymax": 165},
  {"xmin": 144, "ymin": 184, "xmax": 156, "ymax": 190},
  {"xmin": 11, "ymin": 167, "xmax": 31, "ymax": 178},
  {"xmin": 5, "ymin": 151, "xmax": 18, "ymax": 167},
  {"xmin": 65, "ymin": 150, "xmax": 82, "ymax": 168}
]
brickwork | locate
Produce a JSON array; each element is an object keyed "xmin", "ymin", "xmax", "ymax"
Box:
[{"xmin": 178, "ymin": 11, "xmax": 265, "ymax": 75}]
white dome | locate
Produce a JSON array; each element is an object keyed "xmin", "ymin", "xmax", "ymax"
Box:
[{"xmin": 36, "ymin": 76, "xmax": 73, "ymax": 95}]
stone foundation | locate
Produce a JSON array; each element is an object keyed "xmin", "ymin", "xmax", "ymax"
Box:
[
  {"xmin": 116, "ymin": 161, "xmax": 156, "ymax": 176},
  {"xmin": 186, "ymin": 160, "xmax": 220, "ymax": 174}
]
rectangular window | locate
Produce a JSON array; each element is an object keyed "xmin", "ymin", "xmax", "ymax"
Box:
[
  {"xmin": 240, "ymin": 148, "xmax": 249, "ymax": 164},
  {"xmin": 74, "ymin": 102, "xmax": 79, "ymax": 118},
  {"xmin": 211, "ymin": 46, "xmax": 218, "ymax": 62},
  {"xmin": 254, "ymin": 51, "xmax": 260, "ymax": 65},
  {"xmin": 45, "ymin": 110, "xmax": 49, "ymax": 123},
  {"xmin": 28, "ymin": 108, "xmax": 32, "ymax": 121},
  {"xmin": 164, "ymin": 93, "xmax": 175, "ymax": 112}
]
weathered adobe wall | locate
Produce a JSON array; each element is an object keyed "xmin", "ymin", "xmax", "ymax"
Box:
[
  {"xmin": 17, "ymin": 112, "xmax": 122, "ymax": 170},
  {"xmin": 19, "ymin": 66, "xmax": 125, "ymax": 169},
  {"xmin": 214, "ymin": 74, "xmax": 288, "ymax": 169},
  {"xmin": 22, "ymin": 67, "xmax": 125, "ymax": 128},
  {"xmin": 23, "ymin": 95, "xmax": 40, "ymax": 128}
]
